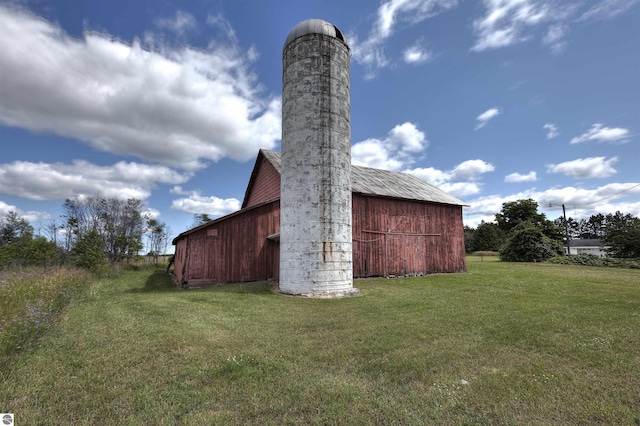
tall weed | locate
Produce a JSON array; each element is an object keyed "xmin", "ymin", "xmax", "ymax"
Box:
[{"xmin": 0, "ymin": 268, "xmax": 92, "ymax": 370}]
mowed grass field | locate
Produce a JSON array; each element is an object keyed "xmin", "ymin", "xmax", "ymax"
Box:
[{"xmin": 1, "ymin": 257, "xmax": 639, "ymax": 425}]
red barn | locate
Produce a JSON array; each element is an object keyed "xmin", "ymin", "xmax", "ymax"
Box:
[{"xmin": 172, "ymin": 149, "xmax": 467, "ymax": 288}]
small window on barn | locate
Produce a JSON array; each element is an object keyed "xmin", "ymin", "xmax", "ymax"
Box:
[{"xmin": 207, "ymin": 229, "xmax": 218, "ymax": 237}]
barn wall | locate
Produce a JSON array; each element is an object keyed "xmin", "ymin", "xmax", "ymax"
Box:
[
  {"xmin": 352, "ymin": 194, "xmax": 466, "ymax": 277},
  {"xmin": 178, "ymin": 200, "xmax": 280, "ymax": 287},
  {"xmin": 173, "ymin": 238, "xmax": 187, "ymax": 285},
  {"xmin": 244, "ymin": 157, "xmax": 281, "ymax": 208}
]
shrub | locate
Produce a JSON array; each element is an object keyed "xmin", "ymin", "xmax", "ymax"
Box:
[
  {"xmin": 547, "ymin": 254, "xmax": 640, "ymax": 269},
  {"xmin": 500, "ymin": 222, "xmax": 564, "ymax": 262}
]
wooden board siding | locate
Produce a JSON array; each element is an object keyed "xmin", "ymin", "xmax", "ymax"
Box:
[
  {"xmin": 176, "ymin": 200, "xmax": 280, "ymax": 287},
  {"xmin": 243, "ymin": 156, "xmax": 281, "ymax": 208},
  {"xmin": 352, "ymin": 194, "xmax": 466, "ymax": 277}
]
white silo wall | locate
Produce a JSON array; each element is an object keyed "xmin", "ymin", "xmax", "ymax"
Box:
[{"xmin": 280, "ymin": 21, "xmax": 356, "ymax": 297}]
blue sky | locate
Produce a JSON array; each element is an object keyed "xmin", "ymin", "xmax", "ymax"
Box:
[{"xmin": 1, "ymin": 0, "xmax": 639, "ymax": 250}]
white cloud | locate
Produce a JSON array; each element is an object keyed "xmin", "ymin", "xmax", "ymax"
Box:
[
  {"xmin": 350, "ymin": 0, "xmax": 457, "ymax": 77},
  {"xmin": 475, "ymin": 107, "xmax": 501, "ymax": 129},
  {"xmin": 505, "ymin": 171, "xmax": 537, "ymax": 183},
  {"xmin": 0, "ymin": 5, "xmax": 281, "ymax": 170},
  {"xmin": 463, "ymin": 182, "xmax": 640, "ymax": 226},
  {"xmin": 547, "ymin": 157, "xmax": 618, "ymax": 179},
  {"xmin": 470, "ymin": 0, "xmax": 636, "ymax": 54},
  {"xmin": 542, "ymin": 24, "xmax": 568, "ymax": 54},
  {"xmin": 403, "ymin": 42, "xmax": 433, "ymax": 64},
  {"xmin": 570, "ymin": 123, "xmax": 631, "ymax": 144},
  {"xmin": 0, "ymin": 160, "xmax": 190, "ymax": 201},
  {"xmin": 440, "ymin": 182, "xmax": 483, "ymax": 197},
  {"xmin": 543, "ymin": 123, "xmax": 559, "ymax": 139},
  {"xmin": 352, "ymin": 122, "xmax": 427, "ymax": 171},
  {"xmin": 450, "ymin": 159, "xmax": 496, "ymax": 180},
  {"xmin": 0, "ymin": 200, "xmax": 18, "ymax": 217},
  {"xmin": 578, "ymin": 0, "xmax": 640, "ymax": 21},
  {"xmin": 471, "ymin": 0, "xmax": 550, "ymax": 52},
  {"xmin": 405, "ymin": 159, "xmax": 494, "ymax": 197},
  {"xmin": 170, "ymin": 186, "xmax": 240, "ymax": 216},
  {"xmin": 206, "ymin": 14, "xmax": 238, "ymax": 43},
  {"xmin": 155, "ymin": 10, "xmax": 196, "ymax": 36}
]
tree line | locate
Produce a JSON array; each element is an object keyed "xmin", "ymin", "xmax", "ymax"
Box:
[
  {"xmin": 0, "ymin": 194, "xmax": 171, "ymax": 272},
  {"xmin": 465, "ymin": 199, "xmax": 640, "ymax": 261}
]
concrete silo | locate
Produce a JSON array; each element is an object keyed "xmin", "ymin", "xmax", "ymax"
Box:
[{"xmin": 279, "ymin": 19, "xmax": 357, "ymax": 297}]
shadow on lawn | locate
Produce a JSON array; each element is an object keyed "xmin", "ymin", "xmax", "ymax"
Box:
[
  {"xmin": 129, "ymin": 270, "xmax": 275, "ymax": 295},
  {"xmin": 127, "ymin": 269, "xmax": 177, "ymax": 293}
]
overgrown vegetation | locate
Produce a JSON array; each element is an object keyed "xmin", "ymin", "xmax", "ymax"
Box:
[
  {"xmin": 1, "ymin": 258, "xmax": 638, "ymax": 424},
  {"xmin": 0, "ymin": 195, "xmax": 172, "ymax": 272},
  {"xmin": 0, "ymin": 267, "xmax": 92, "ymax": 371},
  {"xmin": 548, "ymin": 254, "xmax": 640, "ymax": 269}
]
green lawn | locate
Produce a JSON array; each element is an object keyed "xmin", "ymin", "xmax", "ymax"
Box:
[{"xmin": 2, "ymin": 258, "xmax": 639, "ymax": 425}]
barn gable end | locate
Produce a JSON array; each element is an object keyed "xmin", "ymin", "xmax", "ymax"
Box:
[{"xmin": 242, "ymin": 150, "xmax": 282, "ymax": 208}]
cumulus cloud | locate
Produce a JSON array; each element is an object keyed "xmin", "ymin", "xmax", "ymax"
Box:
[
  {"xmin": 406, "ymin": 159, "xmax": 494, "ymax": 197},
  {"xmin": 350, "ymin": 0, "xmax": 457, "ymax": 77},
  {"xmin": 475, "ymin": 107, "xmax": 501, "ymax": 129},
  {"xmin": 170, "ymin": 186, "xmax": 240, "ymax": 216},
  {"xmin": 352, "ymin": 122, "xmax": 427, "ymax": 171},
  {"xmin": 0, "ymin": 5, "xmax": 281, "ymax": 170},
  {"xmin": 463, "ymin": 182, "xmax": 640, "ymax": 226},
  {"xmin": 0, "ymin": 160, "xmax": 190, "ymax": 201},
  {"xmin": 0, "ymin": 200, "xmax": 18, "ymax": 217},
  {"xmin": 505, "ymin": 171, "xmax": 537, "ymax": 183},
  {"xmin": 402, "ymin": 41, "xmax": 433, "ymax": 64},
  {"xmin": 0, "ymin": 201, "xmax": 51, "ymax": 224},
  {"xmin": 547, "ymin": 157, "xmax": 618, "ymax": 179},
  {"xmin": 570, "ymin": 123, "xmax": 631, "ymax": 144},
  {"xmin": 543, "ymin": 123, "xmax": 559, "ymax": 139}
]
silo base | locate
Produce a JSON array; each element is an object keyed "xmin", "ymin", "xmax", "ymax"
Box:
[{"xmin": 277, "ymin": 287, "xmax": 361, "ymax": 298}]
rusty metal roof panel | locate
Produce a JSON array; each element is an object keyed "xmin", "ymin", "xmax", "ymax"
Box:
[{"xmin": 261, "ymin": 150, "xmax": 467, "ymax": 206}]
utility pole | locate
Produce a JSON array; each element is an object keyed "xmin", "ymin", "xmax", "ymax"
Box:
[{"xmin": 550, "ymin": 203, "xmax": 570, "ymax": 255}]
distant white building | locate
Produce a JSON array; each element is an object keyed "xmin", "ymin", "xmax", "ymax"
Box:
[{"xmin": 567, "ymin": 239, "xmax": 609, "ymax": 257}]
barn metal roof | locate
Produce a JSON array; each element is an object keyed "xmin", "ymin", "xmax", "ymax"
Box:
[
  {"xmin": 260, "ymin": 149, "xmax": 467, "ymax": 206},
  {"xmin": 284, "ymin": 19, "xmax": 348, "ymax": 48}
]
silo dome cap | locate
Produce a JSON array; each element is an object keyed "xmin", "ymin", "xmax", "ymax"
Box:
[{"xmin": 284, "ymin": 18, "xmax": 348, "ymax": 48}]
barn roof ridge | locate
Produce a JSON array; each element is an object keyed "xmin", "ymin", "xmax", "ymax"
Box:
[{"xmin": 257, "ymin": 149, "xmax": 467, "ymax": 207}]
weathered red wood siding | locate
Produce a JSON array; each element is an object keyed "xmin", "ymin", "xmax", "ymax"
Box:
[
  {"xmin": 173, "ymin": 238, "xmax": 188, "ymax": 285},
  {"xmin": 244, "ymin": 157, "xmax": 281, "ymax": 208},
  {"xmin": 174, "ymin": 194, "xmax": 465, "ymax": 287},
  {"xmin": 176, "ymin": 200, "xmax": 280, "ymax": 287},
  {"xmin": 352, "ymin": 194, "xmax": 466, "ymax": 277}
]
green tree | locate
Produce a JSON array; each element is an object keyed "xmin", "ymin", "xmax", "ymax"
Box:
[
  {"xmin": 495, "ymin": 199, "xmax": 545, "ymax": 233},
  {"xmin": 496, "ymin": 199, "xmax": 564, "ymax": 242},
  {"xmin": 472, "ymin": 221, "xmax": 506, "ymax": 252},
  {"xmin": 0, "ymin": 211, "xmax": 33, "ymax": 246},
  {"xmin": 64, "ymin": 195, "xmax": 145, "ymax": 263},
  {"xmin": 26, "ymin": 236, "xmax": 61, "ymax": 270},
  {"xmin": 602, "ymin": 212, "xmax": 640, "ymax": 258},
  {"xmin": 0, "ymin": 211, "xmax": 35, "ymax": 268},
  {"xmin": 499, "ymin": 221, "xmax": 565, "ymax": 262},
  {"xmin": 71, "ymin": 230, "xmax": 108, "ymax": 273},
  {"xmin": 192, "ymin": 213, "xmax": 213, "ymax": 228},
  {"xmin": 464, "ymin": 225, "xmax": 475, "ymax": 254}
]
